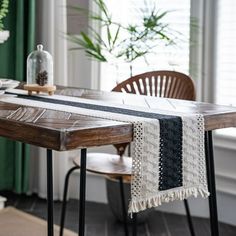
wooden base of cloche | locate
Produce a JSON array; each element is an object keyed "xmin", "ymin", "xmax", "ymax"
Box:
[{"xmin": 23, "ymin": 84, "xmax": 56, "ymax": 96}]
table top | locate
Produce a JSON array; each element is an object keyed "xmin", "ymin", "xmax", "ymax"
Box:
[{"xmin": 0, "ymin": 87, "xmax": 236, "ymax": 151}]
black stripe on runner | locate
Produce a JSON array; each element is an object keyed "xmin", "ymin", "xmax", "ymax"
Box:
[
  {"xmin": 159, "ymin": 118, "xmax": 183, "ymax": 190},
  {"xmin": 7, "ymin": 92, "xmax": 183, "ymax": 190}
]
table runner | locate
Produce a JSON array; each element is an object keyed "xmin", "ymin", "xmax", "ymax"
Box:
[{"xmin": 1, "ymin": 89, "xmax": 209, "ymax": 213}]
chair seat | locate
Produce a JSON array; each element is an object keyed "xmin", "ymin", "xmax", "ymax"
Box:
[{"xmin": 73, "ymin": 153, "xmax": 132, "ymax": 176}]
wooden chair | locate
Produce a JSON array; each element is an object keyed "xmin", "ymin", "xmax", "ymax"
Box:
[{"xmin": 60, "ymin": 71, "xmax": 196, "ymax": 236}]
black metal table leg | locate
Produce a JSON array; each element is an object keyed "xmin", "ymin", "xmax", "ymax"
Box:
[
  {"xmin": 184, "ymin": 199, "xmax": 195, "ymax": 236},
  {"xmin": 132, "ymin": 213, "xmax": 137, "ymax": 236},
  {"xmin": 79, "ymin": 148, "xmax": 87, "ymax": 236},
  {"xmin": 47, "ymin": 149, "xmax": 54, "ymax": 236},
  {"xmin": 205, "ymin": 131, "xmax": 219, "ymax": 236},
  {"xmin": 119, "ymin": 177, "xmax": 129, "ymax": 236}
]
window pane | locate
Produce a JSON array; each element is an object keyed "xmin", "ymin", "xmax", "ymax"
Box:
[
  {"xmin": 215, "ymin": 0, "xmax": 236, "ymax": 136},
  {"xmin": 215, "ymin": 0, "xmax": 236, "ymax": 107},
  {"xmin": 100, "ymin": 0, "xmax": 191, "ymax": 91}
]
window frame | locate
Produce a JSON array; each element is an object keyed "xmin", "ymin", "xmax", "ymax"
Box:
[{"xmin": 209, "ymin": 0, "xmax": 236, "ymax": 142}]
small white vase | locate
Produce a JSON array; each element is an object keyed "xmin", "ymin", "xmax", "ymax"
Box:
[{"xmin": 0, "ymin": 30, "xmax": 9, "ymax": 43}]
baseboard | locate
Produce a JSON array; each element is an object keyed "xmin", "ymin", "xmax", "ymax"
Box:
[
  {"xmin": 156, "ymin": 191, "xmax": 236, "ymax": 226},
  {"xmin": 216, "ymin": 171, "xmax": 236, "ymax": 196}
]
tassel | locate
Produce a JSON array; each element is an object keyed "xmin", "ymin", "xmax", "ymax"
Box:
[{"xmin": 128, "ymin": 186, "xmax": 210, "ymax": 213}]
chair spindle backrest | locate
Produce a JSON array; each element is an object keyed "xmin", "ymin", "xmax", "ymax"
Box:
[{"xmin": 112, "ymin": 70, "xmax": 196, "ymax": 101}]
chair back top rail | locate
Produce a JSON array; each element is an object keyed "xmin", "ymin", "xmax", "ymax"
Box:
[{"xmin": 112, "ymin": 71, "xmax": 196, "ymax": 101}]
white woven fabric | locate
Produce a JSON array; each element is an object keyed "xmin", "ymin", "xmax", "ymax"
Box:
[{"xmin": 0, "ymin": 90, "xmax": 210, "ymax": 213}]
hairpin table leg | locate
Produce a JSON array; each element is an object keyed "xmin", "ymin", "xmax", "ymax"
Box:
[
  {"xmin": 79, "ymin": 148, "xmax": 87, "ymax": 236},
  {"xmin": 47, "ymin": 149, "xmax": 54, "ymax": 236},
  {"xmin": 205, "ymin": 131, "xmax": 219, "ymax": 236},
  {"xmin": 132, "ymin": 213, "xmax": 137, "ymax": 236},
  {"xmin": 119, "ymin": 177, "xmax": 129, "ymax": 236},
  {"xmin": 184, "ymin": 199, "xmax": 195, "ymax": 236}
]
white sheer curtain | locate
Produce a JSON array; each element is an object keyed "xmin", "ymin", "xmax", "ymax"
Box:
[{"xmin": 29, "ymin": 0, "xmax": 72, "ymax": 200}]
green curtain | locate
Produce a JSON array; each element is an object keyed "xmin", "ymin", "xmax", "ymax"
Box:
[{"xmin": 0, "ymin": 0, "xmax": 35, "ymax": 193}]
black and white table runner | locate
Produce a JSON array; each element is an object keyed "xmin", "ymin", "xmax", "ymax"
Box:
[{"xmin": 1, "ymin": 89, "xmax": 209, "ymax": 213}]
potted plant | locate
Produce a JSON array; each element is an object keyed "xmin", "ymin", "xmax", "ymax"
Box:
[
  {"xmin": 0, "ymin": 0, "xmax": 9, "ymax": 43},
  {"xmin": 67, "ymin": 0, "xmax": 176, "ymax": 79}
]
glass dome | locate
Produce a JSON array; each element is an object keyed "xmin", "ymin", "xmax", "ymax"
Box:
[{"xmin": 27, "ymin": 44, "xmax": 53, "ymax": 86}]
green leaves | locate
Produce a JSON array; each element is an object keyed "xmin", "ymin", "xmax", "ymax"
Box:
[
  {"xmin": 0, "ymin": 0, "xmax": 9, "ymax": 31},
  {"xmin": 68, "ymin": 33, "xmax": 107, "ymax": 62},
  {"xmin": 67, "ymin": 0, "xmax": 176, "ymax": 63}
]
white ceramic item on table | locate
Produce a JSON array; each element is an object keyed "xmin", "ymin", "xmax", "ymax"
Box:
[{"xmin": 0, "ymin": 78, "xmax": 19, "ymax": 90}]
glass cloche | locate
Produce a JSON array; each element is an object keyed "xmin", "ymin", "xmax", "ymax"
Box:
[
  {"xmin": 25, "ymin": 44, "xmax": 55, "ymax": 95},
  {"xmin": 27, "ymin": 44, "xmax": 53, "ymax": 86}
]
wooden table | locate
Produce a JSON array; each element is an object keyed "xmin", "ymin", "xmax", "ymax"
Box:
[{"xmin": 1, "ymin": 87, "xmax": 236, "ymax": 236}]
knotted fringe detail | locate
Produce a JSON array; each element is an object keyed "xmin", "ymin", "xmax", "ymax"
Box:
[{"xmin": 128, "ymin": 186, "xmax": 210, "ymax": 213}]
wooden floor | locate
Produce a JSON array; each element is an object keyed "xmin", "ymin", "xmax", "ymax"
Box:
[{"xmin": 1, "ymin": 191, "xmax": 236, "ymax": 236}]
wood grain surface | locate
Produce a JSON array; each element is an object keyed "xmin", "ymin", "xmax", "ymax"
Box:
[
  {"xmin": 0, "ymin": 86, "xmax": 236, "ymax": 151},
  {"xmin": 0, "ymin": 101, "xmax": 132, "ymax": 151}
]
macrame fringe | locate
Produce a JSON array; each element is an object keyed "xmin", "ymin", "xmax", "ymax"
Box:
[{"xmin": 128, "ymin": 186, "xmax": 210, "ymax": 213}]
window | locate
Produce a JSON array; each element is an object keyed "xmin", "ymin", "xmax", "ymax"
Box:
[
  {"xmin": 100, "ymin": 0, "xmax": 191, "ymax": 91},
  {"xmin": 215, "ymin": 0, "xmax": 236, "ymax": 136},
  {"xmin": 215, "ymin": 0, "xmax": 236, "ymax": 107}
]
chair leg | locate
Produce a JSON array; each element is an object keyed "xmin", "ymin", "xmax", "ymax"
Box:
[
  {"xmin": 132, "ymin": 213, "xmax": 137, "ymax": 236},
  {"xmin": 60, "ymin": 166, "xmax": 80, "ymax": 236},
  {"xmin": 184, "ymin": 199, "xmax": 196, "ymax": 236},
  {"xmin": 119, "ymin": 177, "xmax": 129, "ymax": 236}
]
